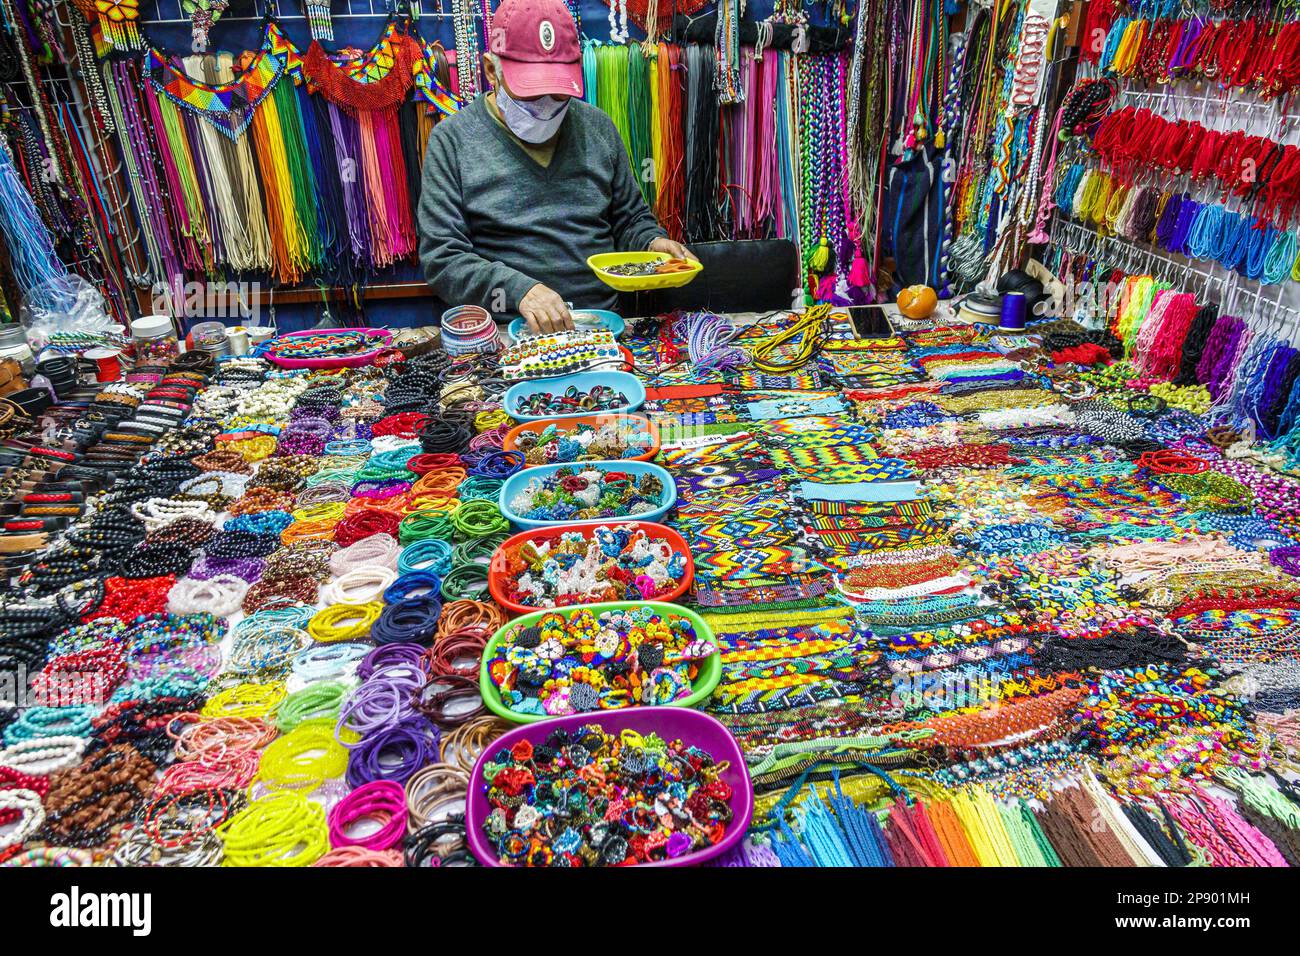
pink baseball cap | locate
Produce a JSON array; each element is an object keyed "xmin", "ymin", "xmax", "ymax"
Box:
[{"xmin": 489, "ymin": 0, "xmax": 583, "ymax": 98}]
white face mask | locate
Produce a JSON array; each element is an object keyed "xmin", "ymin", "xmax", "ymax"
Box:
[{"xmin": 495, "ymin": 84, "xmax": 569, "ymax": 144}]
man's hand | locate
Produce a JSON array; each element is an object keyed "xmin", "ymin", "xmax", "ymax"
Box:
[
  {"xmin": 649, "ymin": 237, "xmax": 698, "ymax": 261},
  {"xmin": 520, "ymin": 283, "xmax": 574, "ymax": 334}
]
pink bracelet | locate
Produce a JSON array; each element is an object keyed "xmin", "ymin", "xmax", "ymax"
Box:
[
  {"xmin": 327, "ymin": 780, "xmax": 408, "ymax": 851},
  {"xmin": 313, "ymin": 845, "xmax": 404, "ymax": 867}
]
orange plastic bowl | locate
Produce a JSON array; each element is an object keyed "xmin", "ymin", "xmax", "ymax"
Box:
[
  {"xmin": 501, "ymin": 413, "xmax": 660, "ymax": 466},
  {"xmin": 488, "ymin": 520, "xmax": 694, "ymax": 615}
]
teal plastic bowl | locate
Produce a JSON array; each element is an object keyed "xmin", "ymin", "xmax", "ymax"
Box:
[
  {"xmin": 507, "ymin": 308, "xmax": 625, "ymax": 343},
  {"xmin": 504, "ymin": 370, "xmax": 645, "ymax": 423},
  {"xmin": 498, "ymin": 459, "xmax": 676, "ymax": 529}
]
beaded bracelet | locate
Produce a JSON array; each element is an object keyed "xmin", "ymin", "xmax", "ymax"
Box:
[
  {"xmin": 321, "ymin": 567, "xmax": 398, "ymax": 606},
  {"xmin": 141, "ymin": 787, "xmax": 247, "ymax": 850},
  {"xmin": 329, "ymin": 533, "xmax": 402, "ymax": 576},
  {"xmin": 308, "ymin": 602, "xmax": 383, "ymax": 643},
  {"xmin": 3, "ymin": 706, "xmax": 97, "ymax": 744},
  {"xmin": 200, "ymin": 682, "xmax": 286, "ymax": 720},
  {"xmin": 0, "ymin": 735, "xmax": 87, "ymax": 775},
  {"xmin": 281, "ymin": 518, "xmax": 339, "ymax": 546},
  {"xmin": 168, "ymin": 574, "xmax": 249, "ymax": 618},
  {"xmin": 292, "ymin": 501, "xmax": 348, "ymax": 523},
  {"xmin": 257, "ymin": 719, "xmax": 352, "ymax": 791},
  {"xmin": 115, "ymin": 819, "xmax": 226, "ymax": 866},
  {"xmin": 242, "ymin": 576, "xmax": 319, "ymax": 613},
  {"xmin": 219, "ymin": 790, "xmax": 330, "ymax": 867},
  {"xmin": 0, "ymin": 789, "xmax": 45, "ymax": 850},
  {"xmin": 333, "ymin": 509, "xmax": 401, "ymax": 548},
  {"xmin": 292, "ymin": 642, "xmax": 372, "ymax": 682},
  {"xmin": 275, "ymin": 682, "xmax": 350, "ymax": 733},
  {"xmin": 172, "ymin": 716, "xmax": 278, "ymax": 762},
  {"xmin": 2, "ymin": 846, "xmax": 96, "ymax": 867}
]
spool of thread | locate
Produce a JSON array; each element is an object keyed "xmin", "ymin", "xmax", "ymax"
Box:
[
  {"xmin": 83, "ymin": 347, "xmax": 122, "ymax": 383},
  {"xmin": 998, "ymin": 292, "xmax": 1028, "ymax": 331}
]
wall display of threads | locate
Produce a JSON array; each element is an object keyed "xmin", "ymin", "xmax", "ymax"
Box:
[
  {"xmin": 97, "ymin": 3, "xmax": 463, "ymax": 290},
  {"xmin": 1036, "ymin": 1, "xmax": 1300, "ymax": 319},
  {"xmin": 562, "ymin": 0, "xmax": 1068, "ymax": 305},
  {"xmin": 0, "ymin": 0, "xmax": 145, "ymax": 325},
  {"xmin": 0, "ymin": 0, "xmax": 1083, "ymax": 322},
  {"xmin": 1046, "ymin": 218, "xmax": 1300, "ymax": 460},
  {"xmin": 0, "ymin": 0, "xmax": 467, "ymax": 326},
  {"xmin": 941, "ymin": 0, "xmax": 1066, "ymax": 295}
]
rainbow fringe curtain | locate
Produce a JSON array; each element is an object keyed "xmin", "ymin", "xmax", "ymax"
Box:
[{"xmin": 106, "ymin": 20, "xmax": 452, "ymax": 289}]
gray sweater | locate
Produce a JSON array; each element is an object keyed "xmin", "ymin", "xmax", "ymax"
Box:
[{"xmin": 417, "ymin": 95, "xmax": 666, "ymax": 314}]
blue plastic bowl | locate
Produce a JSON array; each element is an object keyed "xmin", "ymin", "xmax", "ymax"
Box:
[
  {"xmin": 507, "ymin": 309, "xmax": 625, "ymax": 343},
  {"xmin": 498, "ymin": 459, "xmax": 677, "ymax": 529},
  {"xmin": 504, "ymin": 370, "xmax": 646, "ymax": 423}
]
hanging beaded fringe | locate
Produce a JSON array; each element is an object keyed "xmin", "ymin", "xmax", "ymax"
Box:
[
  {"xmin": 97, "ymin": 4, "xmax": 143, "ymax": 53},
  {"xmin": 306, "ymin": 1, "xmax": 335, "ymax": 42}
]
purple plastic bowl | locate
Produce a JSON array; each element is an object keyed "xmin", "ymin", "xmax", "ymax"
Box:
[{"xmin": 465, "ymin": 707, "xmax": 754, "ymax": 867}]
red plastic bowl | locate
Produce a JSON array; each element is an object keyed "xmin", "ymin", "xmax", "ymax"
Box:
[
  {"xmin": 501, "ymin": 412, "xmax": 660, "ymax": 465},
  {"xmin": 488, "ymin": 520, "xmax": 693, "ymax": 615},
  {"xmin": 465, "ymin": 707, "xmax": 753, "ymax": 867}
]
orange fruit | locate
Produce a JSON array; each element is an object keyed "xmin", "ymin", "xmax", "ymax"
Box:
[{"xmin": 897, "ymin": 285, "xmax": 938, "ymax": 319}]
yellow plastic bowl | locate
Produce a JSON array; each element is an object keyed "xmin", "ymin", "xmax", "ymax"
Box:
[{"xmin": 587, "ymin": 252, "xmax": 703, "ymax": 292}]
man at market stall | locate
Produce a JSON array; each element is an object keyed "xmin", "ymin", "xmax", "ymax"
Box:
[{"xmin": 416, "ymin": 0, "xmax": 693, "ymax": 334}]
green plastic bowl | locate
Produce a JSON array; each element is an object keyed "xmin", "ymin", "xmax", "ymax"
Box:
[{"xmin": 478, "ymin": 600, "xmax": 720, "ymax": 724}]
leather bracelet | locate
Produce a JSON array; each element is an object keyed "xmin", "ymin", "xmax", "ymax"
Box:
[
  {"xmin": 372, "ymin": 595, "xmax": 442, "ymax": 646},
  {"xmin": 404, "ymin": 817, "xmax": 473, "ymax": 867},
  {"xmin": 414, "ymin": 674, "xmax": 485, "ymax": 726},
  {"xmin": 423, "ymin": 627, "xmax": 489, "ymax": 678}
]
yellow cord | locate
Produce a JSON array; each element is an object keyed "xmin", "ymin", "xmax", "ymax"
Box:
[
  {"xmin": 255, "ymin": 718, "xmax": 354, "ymax": 791},
  {"xmin": 751, "ymin": 306, "xmax": 837, "ymax": 373},
  {"xmin": 308, "ymin": 602, "xmax": 383, "ymax": 643},
  {"xmin": 219, "ymin": 790, "xmax": 329, "ymax": 867},
  {"xmin": 201, "ymin": 682, "xmax": 286, "ymax": 720}
]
